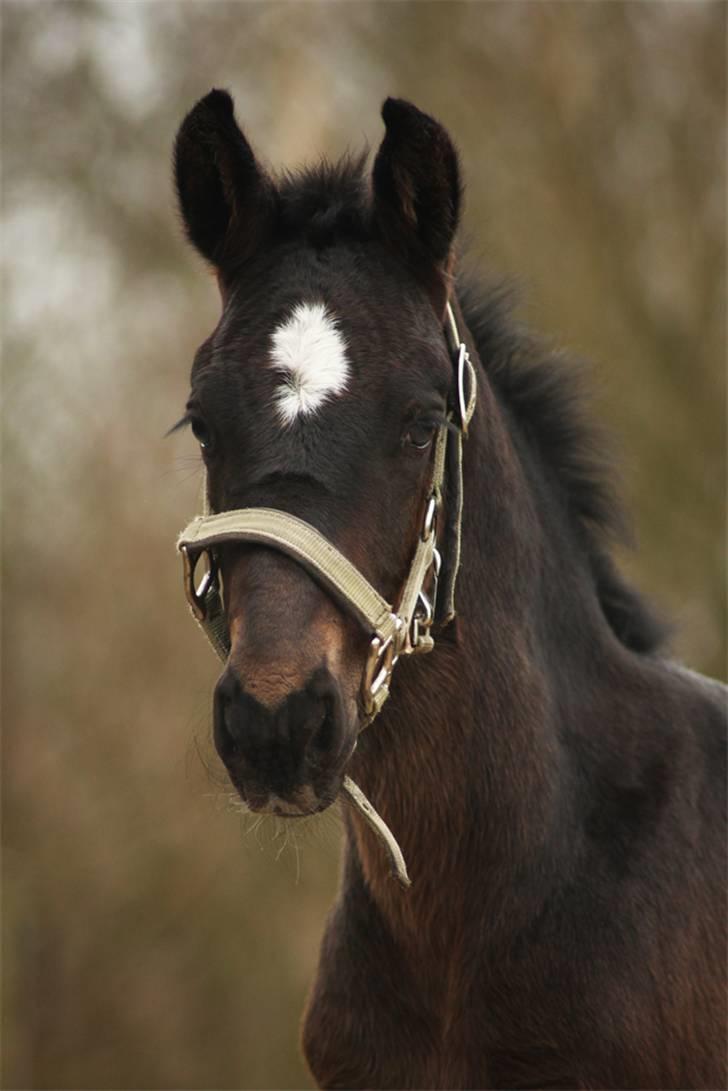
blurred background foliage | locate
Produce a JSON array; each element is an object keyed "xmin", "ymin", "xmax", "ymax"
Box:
[{"xmin": 2, "ymin": 2, "xmax": 725, "ymax": 1088}]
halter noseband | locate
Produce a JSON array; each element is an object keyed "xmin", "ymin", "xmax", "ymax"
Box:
[{"xmin": 176, "ymin": 303, "xmax": 477, "ymax": 885}]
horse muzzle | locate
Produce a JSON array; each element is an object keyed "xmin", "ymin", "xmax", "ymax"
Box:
[{"xmin": 213, "ymin": 662, "xmax": 355, "ymax": 815}]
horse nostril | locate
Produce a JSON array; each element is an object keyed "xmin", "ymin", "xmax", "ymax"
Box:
[
  {"xmin": 311, "ymin": 703, "xmax": 336, "ymax": 753},
  {"xmin": 287, "ymin": 677, "xmax": 341, "ymax": 758},
  {"xmin": 214, "ymin": 668, "xmax": 244, "ymax": 759},
  {"xmin": 222, "ymin": 705, "xmax": 239, "ymax": 752}
]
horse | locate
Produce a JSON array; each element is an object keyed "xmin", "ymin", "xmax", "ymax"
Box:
[{"xmin": 171, "ymin": 90, "xmax": 727, "ymax": 1089}]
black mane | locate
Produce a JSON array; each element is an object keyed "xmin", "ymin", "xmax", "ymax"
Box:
[
  {"xmin": 458, "ymin": 279, "xmax": 666, "ymax": 654},
  {"xmin": 271, "ymin": 157, "xmax": 666, "ymax": 655}
]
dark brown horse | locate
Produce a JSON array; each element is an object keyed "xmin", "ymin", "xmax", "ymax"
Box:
[{"xmin": 171, "ymin": 91, "xmax": 727, "ymax": 1089}]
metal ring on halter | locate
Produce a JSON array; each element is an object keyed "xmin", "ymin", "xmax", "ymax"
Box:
[
  {"xmin": 432, "ymin": 546, "xmax": 442, "ymax": 578},
  {"xmin": 431, "ymin": 545, "xmax": 442, "ymax": 607},
  {"xmin": 423, "ymin": 494, "xmax": 439, "ymax": 540},
  {"xmin": 181, "ymin": 546, "xmax": 218, "ymax": 621},
  {"xmin": 457, "ymin": 343, "xmax": 470, "ymax": 437}
]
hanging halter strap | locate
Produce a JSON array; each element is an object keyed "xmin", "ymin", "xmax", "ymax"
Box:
[{"xmin": 176, "ymin": 302, "xmax": 477, "ymax": 884}]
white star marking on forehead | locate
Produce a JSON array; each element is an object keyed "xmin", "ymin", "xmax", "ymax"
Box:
[{"xmin": 269, "ymin": 302, "xmax": 350, "ymax": 426}]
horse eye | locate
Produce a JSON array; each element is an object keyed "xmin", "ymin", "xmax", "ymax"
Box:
[
  {"xmin": 404, "ymin": 421, "xmax": 436, "ymax": 451},
  {"xmin": 190, "ymin": 416, "xmax": 211, "ymax": 450}
]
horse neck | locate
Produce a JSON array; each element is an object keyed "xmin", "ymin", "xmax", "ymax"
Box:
[{"xmin": 345, "ymin": 344, "xmax": 619, "ymax": 939}]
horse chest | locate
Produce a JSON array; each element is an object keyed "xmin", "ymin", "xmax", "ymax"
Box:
[
  {"xmin": 303, "ymin": 982, "xmax": 490, "ymax": 1091},
  {"xmin": 302, "ymin": 891, "xmax": 495, "ymax": 1089}
]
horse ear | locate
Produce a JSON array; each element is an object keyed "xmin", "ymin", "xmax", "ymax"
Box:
[
  {"xmin": 372, "ymin": 98, "xmax": 462, "ymax": 272},
  {"xmin": 174, "ymin": 89, "xmax": 276, "ymax": 271}
]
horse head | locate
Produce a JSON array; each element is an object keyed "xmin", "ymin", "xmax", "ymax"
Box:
[{"xmin": 173, "ymin": 91, "xmax": 466, "ymax": 818}]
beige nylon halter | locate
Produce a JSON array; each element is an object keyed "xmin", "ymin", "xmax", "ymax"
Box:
[{"xmin": 177, "ymin": 303, "xmax": 477, "ymax": 886}]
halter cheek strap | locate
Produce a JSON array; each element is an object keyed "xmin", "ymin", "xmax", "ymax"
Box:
[{"xmin": 176, "ymin": 302, "xmax": 477, "ymax": 886}]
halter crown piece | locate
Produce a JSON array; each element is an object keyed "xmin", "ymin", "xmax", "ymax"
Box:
[{"xmin": 176, "ymin": 303, "xmax": 477, "ymax": 887}]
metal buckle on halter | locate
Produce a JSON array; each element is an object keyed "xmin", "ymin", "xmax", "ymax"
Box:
[
  {"xmin": 362, "ymin": 622, "xmax": 401, "ymax": 714},
  {"xmin": 181, "ymin": 545, "xmax": 218, "ymax": 622},
  {"xmin": 410, "ymin": 589, "xmax": 433, "ymax": 651},
  {"xmin": 410, "ymin": 543, "xmax": 441, "ymax": 651},
  {"xmin": 457, "ymin": 342, "xmax": 472, "ymax": 437}
]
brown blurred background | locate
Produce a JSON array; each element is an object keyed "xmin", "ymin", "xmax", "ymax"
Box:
[{"xmin": 2, "ymin": 2, "xmax": 725, "ymax": 1088}]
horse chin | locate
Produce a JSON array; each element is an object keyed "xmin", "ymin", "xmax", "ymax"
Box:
[{"xmin": 235, "ymin": 780, "xmax": 341, "ymax": 819}]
